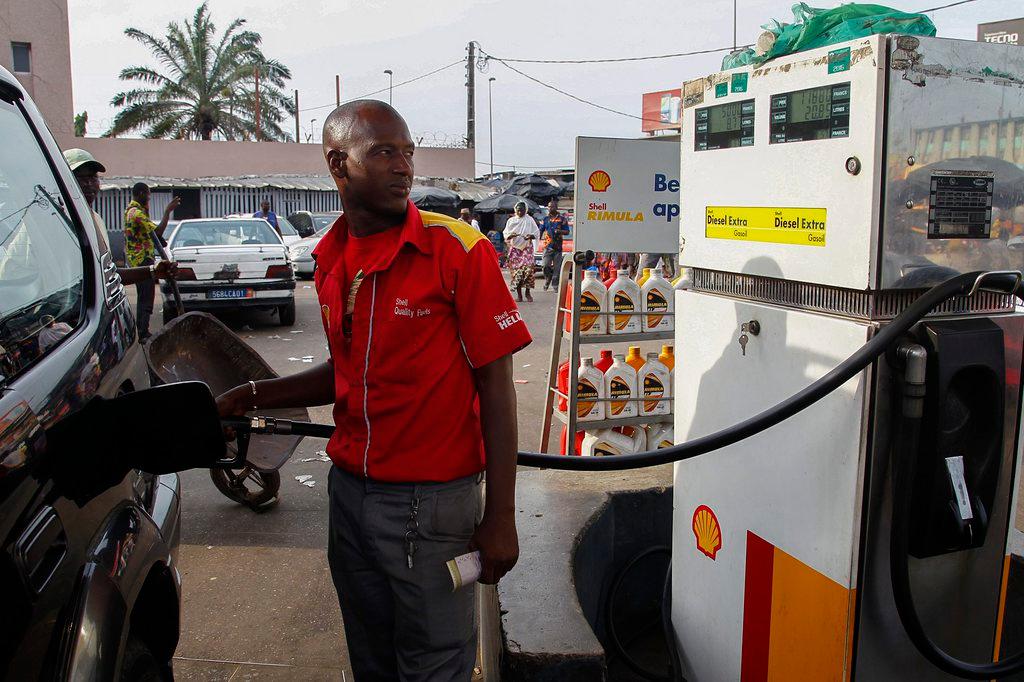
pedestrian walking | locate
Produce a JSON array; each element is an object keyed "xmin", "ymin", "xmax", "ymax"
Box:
[
  {"xmin": 217, "ymin": 100, "xmax": 530, "ymax": 682},
  {"xmin": 254, "ymin": 198, "xmax": 280, "ymax": 234},
  {"xmin": 539, "ymin": 200, "xmax": 570, "ymax": 291},
  {"xmin": 123, "ymin": 182, "xmax": 179, "ymax": 341},
  {"xmin": 503, "ymin": 201, "xmax": 540, "ymax": 302}
]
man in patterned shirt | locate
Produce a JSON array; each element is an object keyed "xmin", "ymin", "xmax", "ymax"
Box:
[{"xmin": 123, "ymin": 182, "xmax": 179, "ymax": 341}]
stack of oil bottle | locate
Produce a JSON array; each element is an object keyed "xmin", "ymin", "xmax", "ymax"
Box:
[{"xmin": 556, "ymin": 265, "xmax": 678, "ymax": 456}]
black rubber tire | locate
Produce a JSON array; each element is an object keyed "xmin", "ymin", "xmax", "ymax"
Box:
[
  {"xmin": 162, "ymin": 306, "xmax": 175, "ymax": 325},
  {"xmin": 210, "ymin": 467, "xmax": 280, "ymax": 510},
  {"xmin": 120, "ymin": 635, "xmax": 165, "ymax": 682},
  {"xmin": 278, "ymin": 301, "xmax": 297, "ymax": 326}
]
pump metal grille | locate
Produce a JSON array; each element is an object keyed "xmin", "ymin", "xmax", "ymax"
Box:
[{"xmin": 687, "ymin": 268, "xmax": 1014, "ymax": 321}]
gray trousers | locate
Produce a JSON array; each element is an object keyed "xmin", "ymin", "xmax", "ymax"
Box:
[
  {"xmin": 135, "ymin": 257, "xmax": 155, "ymax": 339},
  {"xmin": 327, "ymin": 465, "xmax": 482, "ymax": 681},
  {"xmin": 541, "ymin": 246, "xmax": 562, "ymax": 287}
]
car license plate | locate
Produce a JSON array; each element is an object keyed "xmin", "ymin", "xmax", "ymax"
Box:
[{"xmin": 208, "ymin": 288, "xmax": 251, "ymax": 300}]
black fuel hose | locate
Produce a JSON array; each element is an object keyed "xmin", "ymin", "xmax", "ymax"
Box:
[
  {"xmin": 223, "ymin": 270, "xmax": 1021, "ymax": 681},
  {"xmin": 516, "ymin": 270, "xmax": 1014, "ymax": 471},
  {"xmin": 225, "ymin": 271, "xmax": 1017, "ymax": 469},
  {"xmin": 889, "ymin": 344, "xmax": 1024, "ymax": 679}
]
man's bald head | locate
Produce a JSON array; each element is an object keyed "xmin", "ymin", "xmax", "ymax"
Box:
[
  {"xmin": 321, "ymin": 99, "xmax": 415, "ymax": 224},
  {"xmin": 322, "ymin": 100, "xmax": 406, "ymax": 156}
]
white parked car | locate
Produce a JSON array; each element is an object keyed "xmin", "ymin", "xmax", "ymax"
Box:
[
  {"xmin": 288, "ymin": 225, "xmax": 333, "ymax": 279},
  {"xmin": 224, "ymin": 213, "xmax": 303, "ymax": 247},
  {"xmin": 162, "ymin": 218, "xmax": 296, "ymax": 325}
]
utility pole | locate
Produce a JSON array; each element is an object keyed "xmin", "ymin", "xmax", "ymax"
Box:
[
  {"xmin": 336, "ymin": 75, "xmax": 341, "ymax": 108},
  {"xmin": 488, "ymin": 77, "xmax": 495, "ymax": 176},
  {"xmin": 466, "ymin": 41, "xmax": 476, "ymax": 149},
  {"xmin": 294, "ymin": 90, "xmax": 300, "ymax": 143},
  {"xmin": 733, "ymin": 0, "xmax": 738, "ymax": 50},
  {"xmin": 254, "ymin": 66, "xmax": 261, "ymax": 141}
]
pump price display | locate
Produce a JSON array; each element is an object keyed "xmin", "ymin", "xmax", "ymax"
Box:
[
  {"xmin": 770, "ymin": 82, "xmax": 850, "ymax": 144},
  {"xmin": 695, "ymin": 99, "xmax": 754, "ymax": 151},
  {"xmin": 705, "ymin": 206, "xmax": 827, "ymax": 246}
]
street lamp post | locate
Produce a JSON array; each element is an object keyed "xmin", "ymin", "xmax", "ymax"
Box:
[
  {"xmin": 310, "ymin": 118, "xmax": 318, "ymax": 143},
  {"xmin": 488, "ymin": 77, "xmax": 496, "ymax": 177},
  {"xmin": 384, "ymin": 69, "xmax": 393, "ymax": 105}
]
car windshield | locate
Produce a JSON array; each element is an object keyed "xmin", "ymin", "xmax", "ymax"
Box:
[
  {"xmin": 0, "ymin": 97, "xmax": 85, "ymax": 385},
  {"xmin": 314, "ymin": 225, "xmax": 332, "ymax": 238},
  {"xmin": 171, "ymin": 220, "xmax": 280, "ymax": 248}
]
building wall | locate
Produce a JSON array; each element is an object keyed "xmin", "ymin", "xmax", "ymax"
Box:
[
  {"xmin": 0, "ymin": 0, "xmax": 74, "ymax": 136},
  {"xmin": 54, "ymin": 134, "xmax": 475, "ymax": 180}
]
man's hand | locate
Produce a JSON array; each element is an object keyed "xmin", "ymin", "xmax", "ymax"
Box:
[
  {"xmin": 215, "ymin": 384, "xmax": 252, "ymax": 441},
  {"xmin": 154, "ymin": 260, "xmax": 178, "ymax": 281},
  {"xmin": 469, "ymin": 511, "xmax": 519, "ymax": 584},
  {"xmin": 165, "ymin": 196, "xmax": 182, "ymax": 215}
]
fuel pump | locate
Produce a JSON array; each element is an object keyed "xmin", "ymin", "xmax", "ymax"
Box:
[{"xmin": 224, "ymin": 33, "xmax": 1024, "ymax": 682}]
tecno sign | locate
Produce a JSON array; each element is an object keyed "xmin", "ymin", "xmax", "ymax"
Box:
[{"xmin": 978, "ymin": 18, "xmax": 1023, "ymax": 45}]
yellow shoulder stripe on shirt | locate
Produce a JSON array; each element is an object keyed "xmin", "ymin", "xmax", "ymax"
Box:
[{"xmin": 420, "ymin": 210, "xmax": 486, "ymax": 253}]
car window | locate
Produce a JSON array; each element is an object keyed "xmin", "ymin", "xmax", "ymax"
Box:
[
  {"xmin": 170, "ymin": 220, "xmax": 281, "ymax": 247},
  {"xmin": 288, "ymin": 213, "xmax": 311, "ymax": 231},
  {"xmin": 277, "ymin": 217, "xmax": 298, "ymax": 236},
  {"xmin": 313, "ymin": 215, "xmax": 340, "ymax": 230},
  {"xmin": 0, "ymin": 98, "xmax": 85, "ymax": 386}
]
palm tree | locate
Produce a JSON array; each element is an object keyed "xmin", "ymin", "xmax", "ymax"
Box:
[{"xmin": 105, "ymin": 3, "xmax": 294, "ymax": 141}]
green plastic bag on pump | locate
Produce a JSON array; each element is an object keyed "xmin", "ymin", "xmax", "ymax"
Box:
[{"xmin": 721, "ymin": 3, "xmax": 936, "ymax": 70}]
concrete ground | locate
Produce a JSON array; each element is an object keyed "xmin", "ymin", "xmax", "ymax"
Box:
[{"xmin": 136, "ymin": 272, "xmax": 565, "ymax": 680}]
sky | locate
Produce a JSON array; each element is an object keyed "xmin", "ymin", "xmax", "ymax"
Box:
[{"xmin": 68, "ymin": 0, "xmax": 1022, "ymax": 176}]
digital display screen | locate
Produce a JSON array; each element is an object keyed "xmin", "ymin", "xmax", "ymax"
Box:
[
  {"xmin": 769, "ymin": 82, "xmax": 850, "ymax": 144},
  {"xmin": 695, "ymin": 99, "xmax": 754, "ymax": 151},
  {"xmin": 789, "ymin": 86, "xmax": 832, "ymax": 124},
  {"xmin": 709, "ymin": 102, "xmax": 742, "ymax": 133}
]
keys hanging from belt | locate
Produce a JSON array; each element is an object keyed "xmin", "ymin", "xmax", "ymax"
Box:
[{"xmin": 405, "ymin": 495, "xmax": 420, "ymax": 569}]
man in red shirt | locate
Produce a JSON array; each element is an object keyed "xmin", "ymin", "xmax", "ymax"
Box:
[{"xmin": 217, "ymin": 100, "xmax": 530, "ymax": 681}]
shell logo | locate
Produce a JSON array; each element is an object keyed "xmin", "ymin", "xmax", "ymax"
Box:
[
  {"xmin": 692, "ymin": 505, "xmax": 722, "ymax": 560},
  {"xmin": 588, "ymin": 169, "xmax": 612, "ymax": 192}
]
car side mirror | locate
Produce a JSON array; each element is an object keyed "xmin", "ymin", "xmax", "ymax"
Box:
[{"xmin": 43, "ymin": 382, "xmax": 240, "ymax": 504}]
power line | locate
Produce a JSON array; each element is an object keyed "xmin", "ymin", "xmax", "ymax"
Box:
[
  {"xmin": 918, "ymin": 0, "xmax": 980, "ymax": 11},
  {"xmin": 477, "ymin": 0, "xmax": 982, "ymax": 66},
  {"xmin": 481, "ymin": 44, "xmax": 750, "ymax": 65},
  {"xmin": 476, "ymin": 0, "xmax": 985, "ymax": 124},
  {"xmin": 477, "ymin": 47, "xmax": 664, "ymax": 123},
  {"xmin": 304, "ymin": 60, "xmax": 464, "ymax": 112},
  {"xmin": 475, "ymin": 160, "xmax": 573, "ymax": 169}
]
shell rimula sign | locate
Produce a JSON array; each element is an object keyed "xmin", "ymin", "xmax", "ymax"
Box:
[{"xmin": 692, "ymin": 505, "xmax": 723, "ymax": 560}]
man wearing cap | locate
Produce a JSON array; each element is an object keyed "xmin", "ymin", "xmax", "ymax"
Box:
[
  {"xmin": 63, "ymin": 149, "xmax": 178, "ymax": 289},
  {"xmin": 459, "ymin": 207, "xmax": 481, "ymax": 231}
]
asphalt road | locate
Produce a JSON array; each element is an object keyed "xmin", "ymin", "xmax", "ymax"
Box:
[{"xmin": 139, "ymin": 273, "xmax": 563, "ymax": 680}]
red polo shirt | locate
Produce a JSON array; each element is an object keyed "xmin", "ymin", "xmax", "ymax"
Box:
[{"xmin": 312, "ymin": 203, "xmax": 532, "ymax": 482}]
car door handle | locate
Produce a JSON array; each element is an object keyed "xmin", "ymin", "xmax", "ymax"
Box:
[{"xmin": 15, "ymin": 506, "xmax": 67, "ymax": 594}]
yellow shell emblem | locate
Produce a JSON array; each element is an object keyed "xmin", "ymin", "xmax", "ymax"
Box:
[
  {"xmin": 692, "ymin": 505, "xmax": 722, "ymax": 560},
  {"xmin": 588, "ymin": 169, "xmax": 612, "ymax": 192}
]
